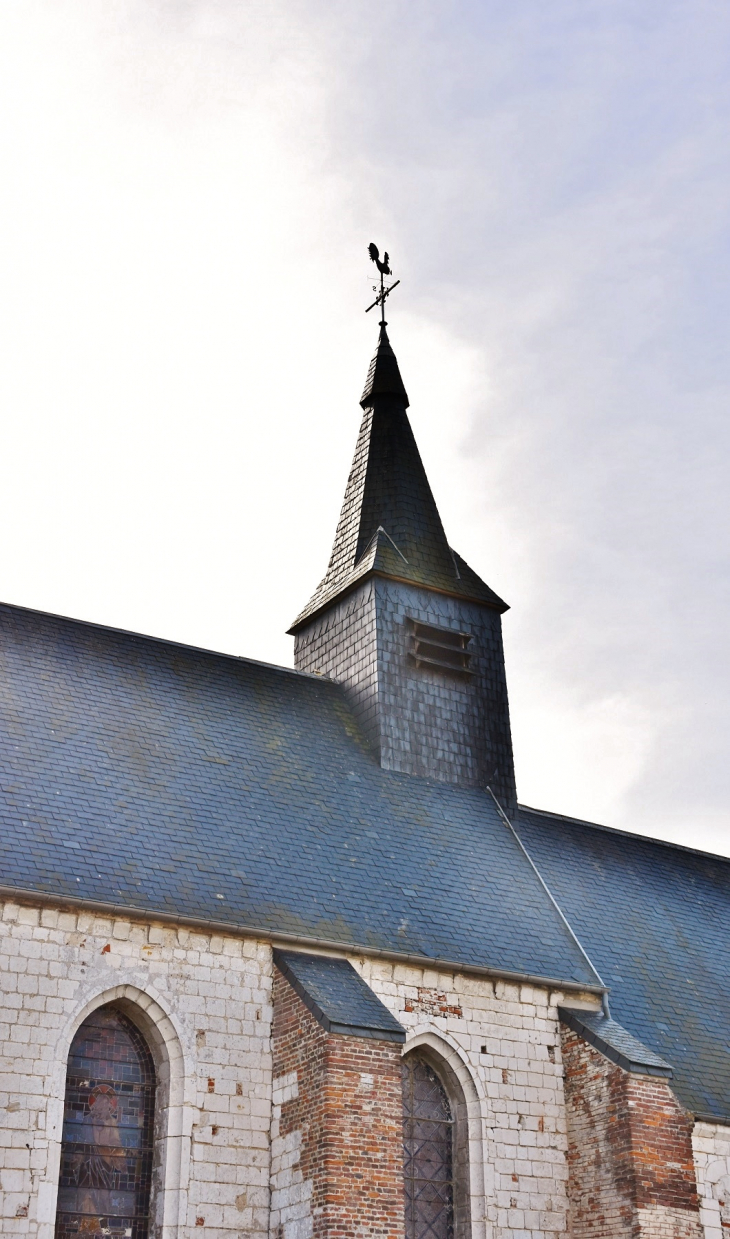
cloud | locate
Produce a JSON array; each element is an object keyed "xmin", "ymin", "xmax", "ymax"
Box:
[{"xmin": 0, "ymin": 0, "xmax": 728, "ymax": 850}]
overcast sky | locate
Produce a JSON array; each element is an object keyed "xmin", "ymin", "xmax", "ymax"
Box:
[{"xmin": 1, "ymin": 1, "xmax": 729, "ymax": 854}]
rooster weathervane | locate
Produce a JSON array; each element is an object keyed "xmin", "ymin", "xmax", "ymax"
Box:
[{"xmin": 366, "ymin": 243, "xmax": 400, "ymax": 326}]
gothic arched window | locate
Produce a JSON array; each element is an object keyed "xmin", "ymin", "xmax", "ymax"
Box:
[
  {"xmin": 402, "ymin": 1053, "xmax": 455, "ymax": 1239},
  {"xmin": 55, "ymin": 1005, "xmax": 156, "ymax": 1239}
]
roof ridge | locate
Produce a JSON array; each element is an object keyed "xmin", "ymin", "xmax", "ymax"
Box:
[
  {"xmin": 518, "ymin": 802, "xmax": 730, "ymax": 863},
  {"xmin": 0, "ymin": 599, "xmax": 328, "ymax": 685}
]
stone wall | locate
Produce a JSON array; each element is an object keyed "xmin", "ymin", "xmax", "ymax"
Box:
[
  {"xmin": 357, "ymin": 954, "xmax": 576, "ymax": 1238},
  {"xmin": 1, "ymin": 893, "xmax": 714, "ymax": 1239},
  {"xmin": 270, "ymin": 966, "xmax": 404, "ymax": 1239},
  {"xmin": 293, "ymin": 577, "xmax": 516, "ymax": 811},
  {"xmin": 693, "ymin": 1121, "xmax": 730, "ymax": 1239},
  {"xmin": 560, "ymin": 1024, "xmax": 702, "ymax": 1239},
  {"xmin": 0, "ymin": 894, "xmax": 575, "ymax": 1239},
  {"xmin": 0, "ymin": 898, "xmax": 272, "ymax": 1239}
]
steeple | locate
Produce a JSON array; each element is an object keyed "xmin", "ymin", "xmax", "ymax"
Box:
[
  {"xmin": 290, "ymin": 290, "xmax": 516, "ymax": 813},
  {"xmin": 360, "ymin": 321, "xmax": 410, "ymax": 406},
  {"xmin": 289, "ymin": 325, "xmax": 506, "ymax": 632}
]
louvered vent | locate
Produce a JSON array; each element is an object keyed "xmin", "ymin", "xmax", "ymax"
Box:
[{"xmin": 408, "ymin": 619, "xmax": 474, "ymax": 676}]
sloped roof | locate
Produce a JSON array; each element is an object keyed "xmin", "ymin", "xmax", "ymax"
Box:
[
  {"xmin": 0, "ymin": 602, "xmax": 596, "ymax": 988},
  {"xmin": 360, "ymin": 322, "xmax": 410, "ymax": 408},
  {"xmin": 517, "ymin": 806, "xmax": 730, "ymax": 1121},
  {"xmin": 289, "ymin": 326, "xmax": 506, "ymax": 631},
  {"xmin": 273, "ymin": 949, "xmax": 406, "ymax": 1041},
  {"xmin": 559, "ymin": 1006, "xmax": 673, "ymax": 1077}
]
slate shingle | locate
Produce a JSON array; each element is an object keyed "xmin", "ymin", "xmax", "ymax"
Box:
[
  {"xmin": 0, "ymin": 602, "xmax": 595, "ymax": 988},
  {"xmin": 273, "ymin": 949, "xmax": 406, "ymax": 1041},
  {"xmin": 559, "ymin": 1006, "xmax": 673, "ymax": 1076},
  {"xmin": 289, "ymin": 327, "xmax": 506, "ymax": 632}
]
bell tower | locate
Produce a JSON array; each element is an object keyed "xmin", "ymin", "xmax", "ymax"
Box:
[{"xmin": 288, "ymin": 288, "xmax": 516, "ymax": 814}]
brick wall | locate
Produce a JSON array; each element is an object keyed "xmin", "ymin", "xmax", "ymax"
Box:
[
  {"xmin": 560, "ymin": 1024, "xmax": 702, "ymax": 1239},
  {"xmin": 0, "ymin": 898, "xmax": 272, "ymax": 1239},
  {"xmin": 270, "ymin": 966, "xmax": 404, "ymax": 1239},
  {"xmin": 294, "ymin": 577, "xmax": 516, "ymax": 810},
  {"xmin": 692, "ymin": 1120, "xmax": 730, "ymax": 1239}
]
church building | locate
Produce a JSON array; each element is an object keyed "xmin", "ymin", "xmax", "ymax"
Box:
[{"xmin": 0, "ymin": 315, "xmax": 728, "ymax": 1239}]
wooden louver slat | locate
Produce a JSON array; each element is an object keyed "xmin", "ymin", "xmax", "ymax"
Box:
[{"xmin": 408, "ymin": 619, "xmax": 474, "ymax": 676}]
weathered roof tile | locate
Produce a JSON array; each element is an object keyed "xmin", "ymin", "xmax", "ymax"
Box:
[{"xmin": 274, "ymin": 948, "xmax": 406, "ymax": 1041}]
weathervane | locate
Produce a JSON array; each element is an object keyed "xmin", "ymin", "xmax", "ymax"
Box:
[{"xmin": 366, "ymin": 243, "xmax": 400, "ymax": 326}]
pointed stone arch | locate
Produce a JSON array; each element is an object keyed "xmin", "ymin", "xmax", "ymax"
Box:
[
  {"xmin": 404, "ymin": 1029, "xmax": 489, "ymax": 1239},
  {"xmin": 46, "ymin": 984, "xmax": 191, "ymax": 1239}
]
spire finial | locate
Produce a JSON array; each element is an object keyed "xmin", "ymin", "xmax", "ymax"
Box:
[{"xmin": 366, "ymin": 243, "xmax": 400, "ymax": 326}]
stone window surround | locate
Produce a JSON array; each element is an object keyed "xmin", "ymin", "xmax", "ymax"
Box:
[
  {"xmin": 45, "ymin": 984, "xmax": 191, "ymax": 1239},
  {"xmin": 693, "ymin": 1120, "xmax": 730, "ymax": 1239},
  {"xmin": 404, "ymin": 1030, "xmax": 487, "ymax": 1239}
]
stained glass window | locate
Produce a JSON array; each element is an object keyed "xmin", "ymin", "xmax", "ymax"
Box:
[
  {"xmin": 402, "ymin": 1054, "xmax": 454, "ymax": 1239},
  {"xmin": 55, "ymin": 1005, "xmax": 156, "ymax": 1239}
]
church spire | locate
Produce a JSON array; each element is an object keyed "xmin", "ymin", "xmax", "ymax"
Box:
[
  {"xmin": 289, "ymin": 323, "xmax": 506, "ymax": 633},
  {"xmin": 289, "ymin": 248, "xmax": 516, "ymax": 810},
  {"xmin": 360, "ymin": 322, "xmax": 410, "ymax": 408}
]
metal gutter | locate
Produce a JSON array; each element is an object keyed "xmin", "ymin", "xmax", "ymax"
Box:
[{"xmin": 0, "ymin": 882, "xmax": 604, "ymax": 996}]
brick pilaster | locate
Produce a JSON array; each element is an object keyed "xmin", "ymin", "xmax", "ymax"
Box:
[
  {"xmin": 270, "ymin": 965, "xmax": 405, "ymax": 1239},
  {"xmin": 561, "ymin": 1024, "xmax": 702, "ymax": 1239}
]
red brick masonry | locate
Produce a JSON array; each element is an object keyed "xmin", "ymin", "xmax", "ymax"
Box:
[
  {"xmin": 561, "ymin": 1024, "xmax": 702, "ymax": 1239},
  {"xmin": 272, "ymin": 965, "xmax": 405, "ymax": 1239}
]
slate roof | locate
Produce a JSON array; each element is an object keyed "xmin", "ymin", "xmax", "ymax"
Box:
[
  {"xmin": 0, "ymin": 602, "xmax": 597, "ymax": 989},
  {"xmin": 289, "ymin": 326, "xmax": 506, "ymax": 631},
  {"xmin": 360, "ymin": 322, "xmax": 410, "ymax": 409},
  {"xmin": 559, "ymin": 1007, "xmax": 673, "ymax": 1077},
  {"xmin": 3, "ymin": 600, "xmax": 727, "ymax": 1119},
  {"xmin": 517, "ymin": 806, "xmax": 730, "ymax": 1121},
  {"xmin": 273, "ymin": 949, "xmax": 406, "ymax": 1041}
]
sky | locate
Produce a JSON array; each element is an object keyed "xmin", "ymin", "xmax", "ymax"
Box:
[{"xmin": 1, "ymin": 1, "xmax": 729, "ymax": 854}]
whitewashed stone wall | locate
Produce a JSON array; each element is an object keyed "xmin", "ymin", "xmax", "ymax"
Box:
[
  {"xmin": 693, "ymin": 1121, "xmax": 730, "ymax": 1239},
  {"xmin": 5, "ymin": 895, "xmax": 701, "ymax": 1239},
  {"xmin": 269, "ymin": 1070, "xmax": 310, "ymax": 1239},
  {"xmin": 356, "ymin": 954, "xmax": 590, "ymax": 1239},
  {"xmin": 0, "ymin": 899, "xmax": 272, "ymax": 1239}
]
